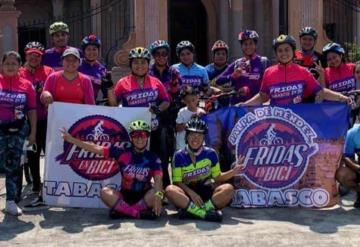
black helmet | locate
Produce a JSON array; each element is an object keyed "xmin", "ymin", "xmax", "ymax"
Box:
[
  {"xmin": 299, "ymin": 27, "xmax": 318, "ymax": 40},
  {"xmin": 185, "ymin": 117, "xmax": 208, "ymax": 135},
  {"xmin": 176, "ymin": 40, "xmax": 195, "ymax": 56},
  {"xmin": 273, "ymin": 34, "xmax": 297, "ymax": 51}
]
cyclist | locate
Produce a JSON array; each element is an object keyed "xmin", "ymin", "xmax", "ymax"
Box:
[
  {"xmin": 241, "ymin": 35, "xmax": 351, "ymax": 106},
  {"xmin": 148, "ymin": 40, "xmax": 182, "ymax": 187},
  {"xmin": 108, "ymin": 47, "xmax": 171, "ymax": 187},
  {"xmin": 43, "ymin": 21, "xmax": 79, "ymax": 71},
  {"xmin": 166, "ymin": 117, "xmax": 244, "ymax": 222},
  {"xmin": 205, "ymin": 40, "xmax": 229, "ymax": 81},
  {"xmin": 41, "ymin": 47, "xmax": 95, "ymax": 106},
  {"xmin": 171, "ymin": 41, "xmax": 210, "ymax": 93},
  {"xmin": 0, "ymin": 51, "xmax": 37, "ymax": 216},
  {"xmin": 60, "ymin": 120, "xmax": 163, "ymax": 219},
  {"xmin": 215, "ymin": 30, "xmax": 271, "ymax": 104},
  {"xmin": 336, "ymin": 123, "xmax": 360, "ymax": 208},
  {"xmin": 294, "ymin": 27, "xmax": 324, "ymax": 74},
  {"xmin": 78, "ymin": 34, "xmax": 107, "ymax": 101},
  {"xmin": 19, "ymin": 41, "xmax": 53, "ymax": 195}
]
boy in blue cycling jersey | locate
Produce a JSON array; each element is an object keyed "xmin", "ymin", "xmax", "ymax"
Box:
[{"xmin": 166, "ymin": 117, "xmax": 244, "ymax": 222}]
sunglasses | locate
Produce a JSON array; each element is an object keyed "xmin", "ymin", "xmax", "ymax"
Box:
[
  {"xmin": 154, "ymin": 52, "xmax": 168, "ymax": 57},
  {"xmin": 130, "ymin": 131, "xmax": 149, "ymax": 139}
]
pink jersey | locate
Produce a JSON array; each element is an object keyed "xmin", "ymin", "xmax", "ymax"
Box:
[
  {"xmin": 325, "ymin": 63, "xmax": 356, "ymax": 93},
  {"xmin": 114, "ymin": 74, "xmax": 169, "ymax": 107},
  {"xmin": 41, "ymin": 71, "xmax": 95, "ymax": 105},
  {"xmin": 0, "ymin": 74, "xmax": 36, "ymax": 122},
  {"xmin": 19, "ymin": 65, "xmax": 54, "ymax": 120},
  {"xmin": 260, "ymin": 63, "xmax": 322, "ymax": 105}
]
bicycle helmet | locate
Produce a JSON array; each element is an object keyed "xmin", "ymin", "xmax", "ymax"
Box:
[
  {"xmin": 24, "ymin": 41, "xmax": 45, "ymax": 55},
  {"xmin": 128, "ymin": 47, "xmax": 151, "ymax": 61},
  {"xmin": 81, "ymin": 34, "xmax": 101, "ymax": 50},
  {"xmin": 238, "ymin": 30, "xmax": 259, "ymax": 43},
  {"xmin": 211, "ymin": 40, "xmax": 229, "ymax": 53},
  {"xmin": 185, "ymin": 117, "xmax": 208, "ymax": 135},
  {"xmin": 149, "ymin": 40, "xmax": 170, "ymax": 55},
  {"xmin": 176, "ymin": 41, "xmax": 195, "ymax": 56},
  {"xmin": 49, "ymin": 21, "xmax": 69, "ymax": 35},
  {"xmin": 299, "ymin": 27, "xmax": 318, "ymax": 39},
  {"xmin": 128, "ymin": 120, "xmax": 151, "ymax": 134},
  {"xmin": 322, "ymin": 42, "xmax": 345, "ymax": 56},
  {"xmin": 273, "ymin": 34, "xmax": 297, "ymax": 51}
]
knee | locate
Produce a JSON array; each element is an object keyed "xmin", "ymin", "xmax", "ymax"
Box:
[
  {"xmin": 218, "ymin": 183, "xmax": 235, "ymax": 197},
  {"xmin": 336, "ymin": 167, "xmax": 351, "ymax": 184},
  {"xmin": 165, "ymin": 185, "xmax": 178, "ymax": 195},
  {"xmin": 100, "ymin": 186, "xmax": 113, "ymax": 199}
]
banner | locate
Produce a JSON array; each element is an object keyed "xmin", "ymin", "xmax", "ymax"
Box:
[
  {"xmin": 204, "ymin": 103, "xmax": 349, "ymax": 208},
  {"xmin": 43, "ymin": 102, "xmax": 151, "ymax": 208}
]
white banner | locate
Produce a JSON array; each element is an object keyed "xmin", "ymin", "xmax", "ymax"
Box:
[{"xmin": 43, "ymin": 102, "xmax": 151, "ymax": 208}]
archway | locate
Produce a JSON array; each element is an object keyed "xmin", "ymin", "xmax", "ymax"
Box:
[{"xmin": 168, "ymin": 0, "xmax": 208, "ymax": 65}]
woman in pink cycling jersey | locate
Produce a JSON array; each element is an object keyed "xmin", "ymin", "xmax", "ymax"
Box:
[
  {"xmin": 241, "ymin": 35, "xmax": 351, "ymax": 106},
  {"xmin": 318, "ymin": 43, "xmax": 356, "ymax": 93},
  {"xmin": 41, "ymin": 47, "xmax": 95, "ymax": 106}
]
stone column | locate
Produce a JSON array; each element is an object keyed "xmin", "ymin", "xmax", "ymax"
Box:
[
  {"xmin": 0, "ymin": 0, "xmax": 21, "ymax": 55},
  {"xmin": 288, "ymin": 0, "xmax": 328, "ymax": 51},
  {"xmin": 90, "ymin": 0, "xmax": 102, "ymax": 34},
  {"xmin": 51, "ymin": 0, "xmax": 64, "ymax": 18},
  {"xmin": 229, "ymin": 0, "xmax": 243, "ymax": 61}
]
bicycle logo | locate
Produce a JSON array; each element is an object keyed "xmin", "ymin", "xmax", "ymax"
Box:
[{"xmin": 86, "ymin": 120, "xmax": 110, "ymax": 141}]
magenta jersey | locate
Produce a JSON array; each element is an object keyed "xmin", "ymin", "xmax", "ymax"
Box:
[
  {"xmin": 19, "ymin": 65, "xmax": 54, "ymax": 120},
  {"xmin": 260, "ymin": 63, "xmax": 322, "ymax": 105},
  {"xmin": 325, "ymin": 63, "xmax": 356, "ymax": 93},
  {"xmin": 0, "ymin": 74, "xmax": 36, "ymax": 122},
  {"xmin": 114, "ymin": 74, "xmax": 169, "ymax": 107},
  {"xmin": 103, "ymin": 146, "xmax": 162, "ymax": 192}
]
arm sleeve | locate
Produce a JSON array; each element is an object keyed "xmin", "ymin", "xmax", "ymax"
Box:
[
  {"xmin": 209, "ymin": 149, "xmax": 221, "ymax": 178},
  {"xmin": 215, "ymin": 62, "xmax": 235, "ymax": 85},
  {"xmin": 81, "ymin": 75, "xmax": 96, "ymax": 105},
  {"xmin": 172, "ymin": 153, "xmax": 183, "ymax": 183}
]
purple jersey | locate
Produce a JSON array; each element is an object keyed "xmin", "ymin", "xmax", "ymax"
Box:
[
  {"xmin": 104, "ymin": 147, "xmax": 163, "ymax": 192},
  {"xmin": 149, "ymin": 64, "xmax": 182, "ymax": 97},
  {"xmin": 216, "ymin": 54, "xmax": 271, "ymax": 104},
  {"xmin": 43, "ymin": 46, "xmax": 81, "ymax": 71},
  {"xmin": 205, "ymin": 63, "xmax": 229, "ymax": 81},
  {"xmin": 78, "ymin": 59, "xmax": 107, "ymax": 99}
]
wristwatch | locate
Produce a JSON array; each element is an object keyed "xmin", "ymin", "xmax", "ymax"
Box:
[{"xmin": 155, "ymin": 191, "xmax": 164, "ymax": 199}]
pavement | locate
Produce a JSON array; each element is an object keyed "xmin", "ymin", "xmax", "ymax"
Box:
[{"xmin": 1, "ymin": 161, "xmax": 360, "ymax": 246}]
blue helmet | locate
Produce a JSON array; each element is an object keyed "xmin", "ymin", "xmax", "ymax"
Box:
[
  {"xmin": 81, "ymin": 34, "xmax": 101, "ymax": 50},
  {"xmin": 322, "ymin": 43, "xmax": 345, "ymax": 56}
]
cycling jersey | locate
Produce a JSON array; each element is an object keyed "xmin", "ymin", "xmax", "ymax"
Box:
[
  {"xmin": 149, "ymin": 64, "xmax": 182, "ymax": 96},
  {"xmin": 43, "ymin": 46, "xmax": 81, "ymax": 71},
  {"xmin": 216, "ymin": 55, "xmax": 271, "ymax": 104},
  {"xmin": 325, "ymin": 63, "xmax": 356, "ymax": 93},
  {"xmin": 103, "ymin": 146, "xmax": 162, "ymax": 192},
  {"xmin": 205, "ymin": 63, "xmax": 229, "ymax": 81},
  {"xmin": 294, "ymin": 50, "xmax": 323, "ymax": 69},
  {"xmin": 172, "ymin": 146, "xmax": 221, "ymax": 185},
  {"xmin": 19, "ymin": 65, "xmax": 54, "ymax": 120},
  {"xmin": 114, "ymin": 74, "xmax": 169, "ymax": 107},
  {"xmin": 0, "ymin": 74, "xmax": 36, "ymax": 122},
  {"xmin": 171, "ymin": 63, "xmax": 209, "ymax": 89},
  {"xmin": 78, "ymin": 59, "xmax": 107, "ymax": 99},
  {"xmin": 41, "ymin": 71, "xmax": 95, "ymax": 105},
  {"xmin": 260, "ymin": 63, "xmax": 322, "ymax": 105},
  {"xmin": 344, "ymin": 124, "xmax": 360, "ymax": 159}
]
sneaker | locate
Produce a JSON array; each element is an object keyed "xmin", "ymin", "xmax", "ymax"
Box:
[
  {"xmin": 177, "ymin": 208, "xmax": 199, "ymax": 220},
  {"xmin": 354, "ymin": 198, "xmax": 360, "ymax": 208},
  {"xmin": 139, "ymin": 209, "xmax": 158, "ymax": 220},
  {"xmin": 204, "ymin": 210, "xmax": 223, "ymax": 222},
  {"xmin": 23, "ymin": 196, "xmax": 47, "ymax": 210},
  {"xmin": 5, "ymin": 200, "xmax": 22, "ymax": 216}
]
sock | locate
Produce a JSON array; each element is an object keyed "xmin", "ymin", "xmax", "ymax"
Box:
[
  {"xmin": 203, "ymin": 199, "xmax": 216, "ymax": 212},
  {"xmin": 186, "ymin": 201, "xmax": 206, "ymax": 219},
  {"xmin": 132, "ymin": 199, "xmax": 148, "ymax": 212},
  {"xmin": 112, "ymin": 197, "xmax": 140, "ymax": 218}
]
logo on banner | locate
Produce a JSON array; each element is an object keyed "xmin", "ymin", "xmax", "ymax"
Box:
[
  {"xmin": 229, "ymin": 106, "xmax": 319, "ymax": 189},
  {"xmin": 56, "ymin": 115, "xmax": 131, "ymax": 180}
]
